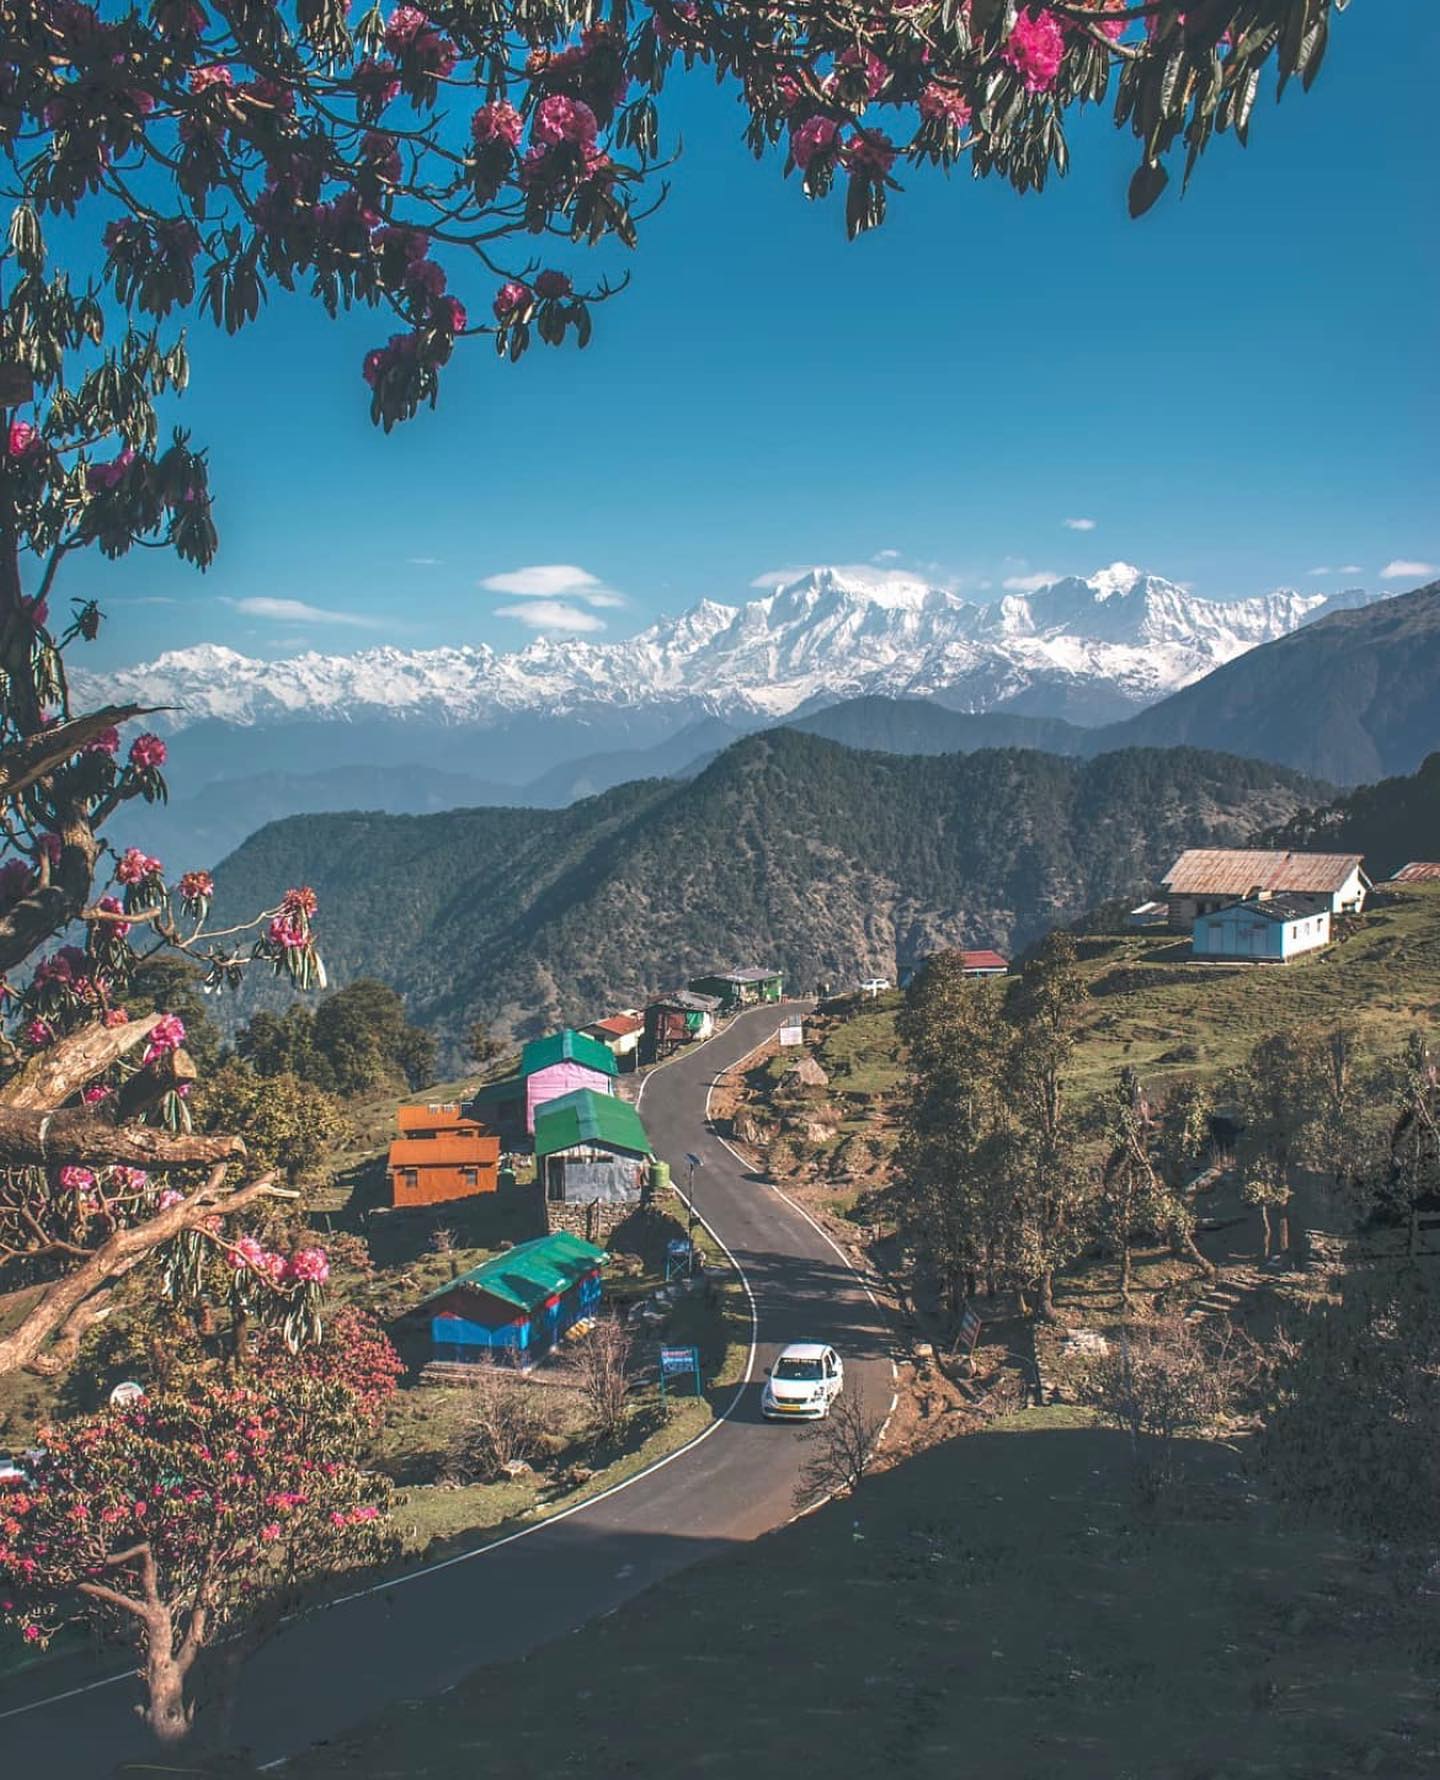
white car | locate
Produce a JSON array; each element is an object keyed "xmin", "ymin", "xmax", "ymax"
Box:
[{"xmin": 762, "ymin": 1343, "xmax": 844, "ymax": 1420}]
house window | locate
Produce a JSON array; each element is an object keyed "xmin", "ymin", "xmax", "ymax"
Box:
[
  {"xmin": 401, "ymin": 1170, "xmax": 417, "ymax": 1188},
  {"xmin": 463, "ymin": 1168, "xmax": 478, "ymax": 1186}
]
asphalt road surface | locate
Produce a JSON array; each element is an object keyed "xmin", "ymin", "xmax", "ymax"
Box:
[{"xmin": 0, "ymin": 1001, "xmax": 895, "ymax": 1774}]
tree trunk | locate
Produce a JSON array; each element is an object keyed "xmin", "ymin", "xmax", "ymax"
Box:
[
  {"xmin": 1035, "ymin": 1268, "xmax": 1059, "ymax": 1322},
  {"xmin": 1409, "ymin": 1206, "xmax": 1421, "ymax": 1258},
  {"xmin": 1258, "ymin": 1202, "xmax": 1273, "ymax": 1261},
  {"xmin": 1170, "ymin": 1225, "xmax": 1218, "ymax": 1280},
  {"xmin": 1277, "ymin": 1208, "xmax": 1291, "ymax": 1254},
  {"xmin": 1118, "ymin": 1237, "xmax": 1133, "ymax": 1304},
  {"xmin": 143, "ymin": 1645, "xmax": 193, "ymax": 1745}
]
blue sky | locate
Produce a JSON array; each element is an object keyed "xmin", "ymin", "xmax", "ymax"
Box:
[{"xmin": 82, "ymin": 6, "xmax": 1438, "ymax": 668}]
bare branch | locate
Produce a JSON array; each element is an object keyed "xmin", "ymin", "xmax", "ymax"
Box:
[{"xmin": 0, "ymin": 1013, "xmax": 164, "ymax": 1111}]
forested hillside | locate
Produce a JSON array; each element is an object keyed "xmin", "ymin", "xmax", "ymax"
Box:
[
  {"xmin": 212, "ymin": 734, "xmax": 1326, "ymax": 1048},
  {"xmin": 1264, "ymin": 752, "xmax": 1440, "ymax": 876}
]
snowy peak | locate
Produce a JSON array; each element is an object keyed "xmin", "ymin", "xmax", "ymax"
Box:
[{"xmin": 78, "ymin": 565, "xmax": 1386, "ymax": 734}]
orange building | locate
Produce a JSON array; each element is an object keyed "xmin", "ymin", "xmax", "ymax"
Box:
[{"xmin": 388, "ymin": 1104, "xmax": 501, "ymax": 1208}]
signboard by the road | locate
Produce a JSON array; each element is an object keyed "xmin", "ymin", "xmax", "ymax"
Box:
[
  {"xmin": 665, "ymin": 1238, "xmax": 694, "ymax": 1281},
  {"xmin": 684, "ymin": 1152, "xmax": 702, "ymax": 1169},
  {"xmin": 778, "ymin": 1023, "xmax": 803, "ymax": 1046},
  {"xmin": 109, "ymin": 1381, "xmax": 145, "ymax": 1407},
  {"xmin": 659, "ymin": 1344, "xmax": 703, "ymax": 1400},
  {"xmin": 957, "ymin": 1305, "xmax": 983, "ymax": 1353}
]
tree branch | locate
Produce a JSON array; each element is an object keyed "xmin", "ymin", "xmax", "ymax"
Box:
[
  {"xmin": 0, "ymin": 1012, "xmax": 164, "ymax": 1110},
  {"xmin": 0, "ymin": 706, "xmax": 151, "ymax": 802},
  {"xmin": 0, "ymin": 1165, "xmax": 279, "ymax": 1377},
  {"xmin": 0, "ymin": 1105, "xmax": 243, "ymax": 1169}
]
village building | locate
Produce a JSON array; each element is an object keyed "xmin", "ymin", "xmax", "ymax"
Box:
[
  {"xmin": 1161, "ymin": 849, "xmax": 1368, "ymax": 930},
  {"xmin": 687, "ymin": 968, "xmax": 784, "ymax": 1012},
  {"xmin": 643, "ymin": 989, "xmax": 721, "ymax": 1061},
  {"xmin": 536, "ymin": 1088, "xmax": 655, "ymax": 1242},
  {"xmin": 582, "ymin": 1011, "xmax": 645, "ymax": 1071},
  {"xmin": 1391, "ymin": 862, "xmax": 1440, "ymax": 884},
  {"xmin": 1126, "ymin": 900, "xmax": 1170, "ymax": 929},
  {"xmin": 470, "ymin": 1026, "xmax": 618, "ymax": 1142},
  {"xmin": 412, "ymin": 1231, "xmax": 607, "ymax": 1362},
  {"xmin": 1192, "ymin": 896, "xmax": 1332, "ymax": 963},
  {"xmin": 898, "ymin": 948, "xmax": 1010, "ymax": 989},
  {"xmin": 387, "ymin": 1104, "xmax": 500, "ymax": 1208}
]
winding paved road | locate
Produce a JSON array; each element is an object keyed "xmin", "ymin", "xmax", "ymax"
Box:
[{"xmin": 0, "ymin": 1002, "xmax": 895, "ymax": 1774}]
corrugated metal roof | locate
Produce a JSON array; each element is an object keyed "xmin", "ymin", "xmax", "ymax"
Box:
[
  {"xmin": 534, "ymin": 1087, "xmax": 654, "ymax": 1161},
  {"xmin": 648, "ymin": 990, "xmax": 721, "ymax": 1012},
  {"xmin": 389, "ymin": 1134, "xmax": 500, "ymax": 1168},
  {"xmin": 961, "ymin": 950, "xmax": 1009, "ymax": 972},
  {"xmin": 396, "ymin": 1103, "xmax": 480, "ymax": 1133},
  {"xmin": 520, "ymin": 1028, "xmax": 618, "ymax": 1079},
  {"xmin": 417, "ymin": 1231, "xmax": 607, "ymax": 1314},
  {"xmin": 591, "ymin": 1014, "xmax": 644, "ymax": 1038},
  {"xmin": 1208, "ymin": 894, "xmax": 1329, "ymax": 924},
  {"xmin": 1393, "ymin": 862, "xmax": 1440, "ymax": 883},
  {"xmin": 1163, "ymin": 849, "xmax": 1364, "ymax": 896}
]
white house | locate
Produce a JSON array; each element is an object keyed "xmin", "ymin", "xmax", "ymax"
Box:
[
  {"xmin": 1163, "ymin": 849, "xmax": 1368, "ymax": 930},
  {"xmin": 1192, "ymin": 896, "xmax": 1332, "ymax": 963}
]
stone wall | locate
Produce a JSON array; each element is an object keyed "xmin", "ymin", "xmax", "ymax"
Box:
[{"xmin": 546, "ymin": 1197, "xmax": 640, "ymax": 1245}]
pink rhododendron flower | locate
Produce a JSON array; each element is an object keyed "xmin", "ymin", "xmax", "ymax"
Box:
[
  {"xmin": 86, "ymin": 450, "xmax": 135, "ymax": 494},
  {"xmin": 383, "ymin": 5, "xmax": 427, "ymax": 48},
  {"xmin": 267, "ymin": 915, "xmax": 308, "ymax": 950},
  {"xmin": 82, "ymin": 1084, "xmax": 110, "ymax": 1104},
  {"xmin": 405, "ymin": 258, "xmax": 446, "ymax": 299},
  {"xmin": 1003, "ymin": 8, "xmax": 1067, "ymax": 94},
  {"xmin": 0, "ymin": 859, "xmax": 34, "ymax": 902},
  {"xmin": 493, "ymin": 280, "xmax": 533, "ymax": 322},
  {"xmin": 791, "ymin": 114, "xmax": 839, "ymax": 171},
  {"xmin": 143, "ymin": 1014, "xmax": 186, "ymax": 1064},
  {"xmin": 83, "ymin": 726, "xmax": 121, "ymax": 755},
  {"xmin": 95, "ymin": 894, "xmax": 131, "ymax": 939},
  {"xmin": 115, "ymin": 847, "xmax": 161, "ymax": 886},
  {"xmin": 24, "ymin": 1018, "xmax": 54, "ymax": 1048},
  {"xmin": 59, "ymin": 1166, "xmax": 96, "ymax": 1190},
  {"xmin": 103, "ymin": 1007, "xmax": 130, "ymax": 1027},
  {"xmin": 285, "ymin": 1247, "xmax": 330, "ymax": 1285},
  {"xmin": 179, "ymin": 870, "xmax": 214, "ymax": 904},
  {"xmin": 535, "ymin": 269, "xmax": 572, "ymax": 300},
  {"xmin": 833, "ymin": 48, "xmax": 889, "ymax": 100},
  {"xmin": 531, "ymin": 94, "xmax": 599, "ymax": 151},
  {"xmin": 189, "ymin": 63, "xmax": 234, "ymax": 93},
  {"xmin": 843, "ymin": 130, "xmax": 897, "ymax": 179},
  {"xmin": 261, "ymin": 1522, "xmax": 282, "ymax": 1542},
  {"xmin": 157, "ymin": 1188, "xmax": 185, "ymax": 1210},
  {"xmin": 128, "ymin": 732, "xmax": 167, "ymax": 770},
  {"xmin": 5, "ymin": 421, "xmax": 42, "ymax": 460},
  {"xmin": 919, "ymin": 84, "xmax": 972, "ymax": 129},
  {"xmin": 471, "ymin": 101, "xmax": 523, "ymax": 147},
  {"xmin": 229, "ymin": 1235, "xmax": 267, "ymax": 1271}
]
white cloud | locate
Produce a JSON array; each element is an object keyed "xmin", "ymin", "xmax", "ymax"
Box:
[
  {"xmin": 481, "ymin": 564, "xmax": 603, "ymax": 598},
  {"xmin": 479, "ymin": 562, "xmax": 625, "ymax": 613},
  {"xmin": 1380, "ymin": 559, "xmax": 1437, "ymax": 581},
  {"xmin": 223, "ymin": 596, "xmax": 381, "ymax": 629},
  {"xmin": 1063, "ymin": 518, "xmax": 1097, "ymax": 532},
  {"xmin": 1338, "ymin": 565, "xmax": 1363, "ymax": 576},
  {"xmin": 1308, "ymin": 566, "xmax": 1334, "ymax": 576},
  {"xmin": 408, "ymin": 556, "xmax": 441, "ymax": 567},
  {"xmin": 494, "ymin": 599, "xmax": 607, "ymax": 634},
  {"xmin": 750, "ymin": 567, "xmax": 804, "ymax": 590},
  {"xmin": 872, "ymin": 548, "xmax": 901, "ymax": 563},
  {"xmin": 1002, "ymin": 572, "xmax": 1060, "ymax": 594}
]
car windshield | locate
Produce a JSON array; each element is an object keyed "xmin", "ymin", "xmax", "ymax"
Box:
[{"xmin": 775, "ymin": 1358, "xmax": 824, "ymax": 1381}]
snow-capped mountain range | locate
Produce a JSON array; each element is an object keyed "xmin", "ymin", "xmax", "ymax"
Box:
[{"xmin": 80, "ymin": 564, "xmax": 1380, "ymax": 734}]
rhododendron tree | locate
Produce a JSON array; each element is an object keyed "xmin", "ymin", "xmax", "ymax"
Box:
[{"xmin": 0, "ymin": 1378, "xmax": 391, "ymax": 1744}]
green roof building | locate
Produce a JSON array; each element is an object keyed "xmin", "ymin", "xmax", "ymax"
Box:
[
  {"xmin": 414, "ymin": 1231, "xmax": 608, "ymax": 1359},
  {"xmin": 534, "ymin": 1087, "xmax": 654, "ymax": 1209}
]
